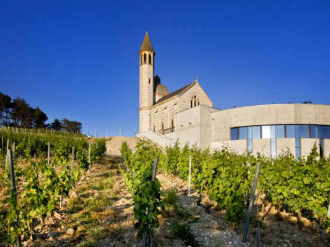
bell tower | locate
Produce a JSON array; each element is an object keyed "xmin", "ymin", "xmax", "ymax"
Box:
[{"xmin": 139, "ymin": 31, "xmax": 155, "ymax": 133}]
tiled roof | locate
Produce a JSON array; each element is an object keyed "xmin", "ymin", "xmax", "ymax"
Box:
[{"xmin": 154, "ymin": 81, "xmax": 196, "ymax": 105}]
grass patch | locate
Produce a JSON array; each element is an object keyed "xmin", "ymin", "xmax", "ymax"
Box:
[
  {"xmin": 71, "ymin": 210, "xmax": 93, "ymax": 223},
  {"xmin": 86, "ymin": 225, "xmax": 108, "ymax": 241},
  {"xmin": 67, "ymin": 197, "xmax": 84, "ymax": 213},
  {"xmin": 87, "ymin": 195, "xmax": 113, "ymax": 212},
  {"xmin": 163, "ymin": 190, "xmax": 178, "ymax": 206},
  {"xmin": 169, "ymin": 221, "xmax": 195, "ymax": 242},
  {"xmin": 77, "ymin": 240, "xmax": 97, "ymax": 247},
  {"xmin": 92, "ymin": 177, "xmax": 115, "ymax": 191},
  {"xmin": 173, "ymin": 204, "xmax": 191, "ymax": 220}
]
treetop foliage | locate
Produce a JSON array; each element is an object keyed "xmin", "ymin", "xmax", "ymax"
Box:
[{"xmin": 0, "ymin": 92, "xmax": 82, "ymax": 133}]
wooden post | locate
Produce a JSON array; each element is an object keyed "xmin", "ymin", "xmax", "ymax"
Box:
[
  {"xmin": 165, "ymin": 154, "xmax": 168, "ymax": 178},
  {"xmin": 188, "ymin": 155, "xmax": 192, "ymax": 195},
  {"xmin": 243, "ymin": 163, "xmax": 261, "ymax": 242},
  {"xmin": 1, "ymin": 136, "xmax": 3, "ymax": 155},
  {"xmin": 71, "ymin": 146, "xmax": 75, "ymax": 175},
  {"xmin": 7, "ymin": 149, "xmax": 22, "ymax": 247},
  {"xmin": 152, "ymin": 157, "xmax": 158, "ymax": 180},
  {"xmin": 7, "ymin": 139, "xmax": 9, "ymax": 152},
  {"xmin": 88, "ymin": 143, "xmax": 91, "ymax": 172},
  {"xmin": 47, "ymin": 142, "xmax": 50, "ymax": 165}
]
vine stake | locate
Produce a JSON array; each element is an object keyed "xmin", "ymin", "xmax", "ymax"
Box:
[
  {"xmin": 71, "ymin": 146, "xmax": 75, "ymax": 175},
  {"xmin": 88, "ymin": 143, "xmax": 91, "ymax": 172},
  {"xmin": 243, "ymin": 162, "xmax": 261, "ymax": 242},
  {"xmin": 7, "ymin": 149, "xmax": 22, "ymax": 247},
  {"xmin": 47, "ymin": 142, "xmax": 50, "ymax": 165},
  {"xmin": 188, "ymin": 155, "xmax": 192, "ymax": 195}
]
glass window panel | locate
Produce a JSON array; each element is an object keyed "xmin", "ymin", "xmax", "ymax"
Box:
[
  {"xmin": 248, "ymin": 127, "xmax": 252, "ymax": 139},
  {"xmin": 275, "ymin": 125, "xmax": 285, "ymax": 138},
  {"xmin": 271, "ymin": 138, "xmax": 276, "ymax": 158},
  {"xmin": 319, "ymin": 126, "xmax": 324, "ymax": 139},
  {"xmin": 311, "ymin": 125, "xmax": 323, "ymax": 138},
  {"xmin": 299, "ymin": 125, "xmax": 309, "ymax": 138},
  {"xmin": 247, "ymin": 139, "xmax": 253, "ymax": 152},
  {"xmin": 271, "ymin": 126, "xmax": 276, "ymax": 138},
  {"xmin": 295, "ymin": 138, "xmax": 301, "ymax": 158},
  {"xmin": 323, "ymin": 126, "xmax": 330, "ymax": 139},
  {"xmin": 262, "ymin": 126, "xmax": 271, "ymax": 139},
  {"xmin": 252, "ymin": 126, "xmax": 261, "ymax": 139},
  {"xmin": 311, "ymin": 125, "xmax": 318, "ymax": 138},
  {"xmin": 286, "ymin": 125, "xmax": 296, "ymax": 138},
  {"xmin": 231, "ymin": 128, "xmax": 238, "ymax": 140},
  {"xmin": 239, "ymin": 127, "xmax": 248, "ymax": 140}
]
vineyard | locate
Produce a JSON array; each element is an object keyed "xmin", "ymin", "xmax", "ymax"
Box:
[
  {"xmin": 0, "ymin": 128, "xmax": 106, "ymax": 246},
  {"xmin": 1, "ymin": 131, "xmax": 330, "ymax": 246},
  {"xmin": 121, "ymin": 139, "xmax": 330, "ymax": 246}
]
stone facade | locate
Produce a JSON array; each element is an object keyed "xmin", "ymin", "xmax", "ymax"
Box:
[{"xmin": 139, "ymin": 31, "xmax": 213, "ymax": 136}]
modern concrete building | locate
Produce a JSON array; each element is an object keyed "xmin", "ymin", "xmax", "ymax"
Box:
[{"xmin": 138, "ymin": 32, "xmax": 330, "ymax": 158}]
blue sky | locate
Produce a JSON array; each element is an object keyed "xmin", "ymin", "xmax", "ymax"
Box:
[{"xmin": 1, "ymin": 0, "xmax": 329, "ymax": 137}]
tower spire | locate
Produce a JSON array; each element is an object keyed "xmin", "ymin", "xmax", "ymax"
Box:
[{"xmin": 140, "ymin": 31, "xmax": 155, "ymax": 53}]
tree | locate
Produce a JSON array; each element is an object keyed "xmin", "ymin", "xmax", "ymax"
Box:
[
  {"xmin": 33, "ymin": 107, "xmax": 48, "ymax": 128},
  {"xmin": 51, "ymin": 119, "xmax": 62, "ymax": 131},
  {"xmin": 11, "ymin": 98, "xmax": 34, "ymax": 128},
  {"xmin": 0, "ymin": 92, "xmax": 12, "ymax": 126},
  {"xmin": 303, "ymin": 100, "xmax": 312, "ymax": 104},
  {"xmin": 62, "ymin": 118, "xmax": 82, "ymax": 133}
]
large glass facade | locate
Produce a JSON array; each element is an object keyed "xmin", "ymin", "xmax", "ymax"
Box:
[
  {"xmin": 275, "ymin": 125, "xmax": 285, "ymax": 138},
  {"xmin": 231, "ymin": 124, "xmax": 330, "ymax": 140},
  {"xmin": 230, "ymin": 124, "xmax": 330, "ymax": 158},
  {"xmin": 252, "ymin": 126, "xmax": 261, "ymax": 139},
  {"xmin": 262, "ymin": 126, "xmax": 271, "ymax": 139},
  {"xmin": 231, "ymin": 128, "xmax": 238, "ymax": 140},
  {"xmin": 239, "ymin": 127, "xmax": 248, "ymax": 140}
]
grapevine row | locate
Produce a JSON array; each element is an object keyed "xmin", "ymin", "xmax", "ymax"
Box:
[
  {"xmin": 163, "ymin": 141, "xmax": 330, "ymax": 233},
  {"xmin": 0, "ymin": 131, "xmax": 106, "ymax": 245},
  {"xmin": 122, "ymin": 138, "xmax": 330, "ymax": 238},
  {"xmin": 120, "ymin": 140, "xmax": 164, "ymax": 243}
]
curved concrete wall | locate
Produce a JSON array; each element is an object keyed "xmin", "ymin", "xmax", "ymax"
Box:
[{"xmin": 211, "ymin": 104, "xmax": 330, "ymax": 142}]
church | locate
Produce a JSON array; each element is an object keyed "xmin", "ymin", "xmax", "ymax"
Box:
[{"xmin": 138, "ymin": 31, "xmax": 330, "ymax": 159}]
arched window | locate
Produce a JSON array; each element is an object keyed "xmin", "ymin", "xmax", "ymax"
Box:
[
  {"xmin": 149, "ymin": 54, "xmax": 151, "ymax": 64},
  {"xmin": 191, "ymin": 95, "xmax": 200, "ymax": 108},
  {"xmin": 144, "ymin": 53, "xmax": 146, "ymax": 64}
]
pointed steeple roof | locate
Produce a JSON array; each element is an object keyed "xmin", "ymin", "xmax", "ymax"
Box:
[{"xmin": 140, "ymin": 31, "xmax": 154, "ymax": 53}]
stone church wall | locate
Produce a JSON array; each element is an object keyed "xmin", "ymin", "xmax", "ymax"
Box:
[
  {"xmin": 150, "ymin": 98, "xmax": 179, "ymax": 133},
  {"xmin": 178, "ymin": 83, "xmax": 213, "ymax": 111}
]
